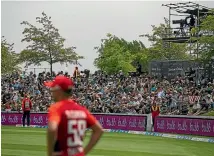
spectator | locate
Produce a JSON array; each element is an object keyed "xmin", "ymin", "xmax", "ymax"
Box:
[
  {"xmin": 205, "ymin": 94, "xmax": 213, "ymax": 109},
  {"xmin": 1, "ymin": 70, "xmax": 214, "ymax": 116}
]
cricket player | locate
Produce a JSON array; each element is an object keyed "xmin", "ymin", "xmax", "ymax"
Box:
[
  {"xmin": 22, "ymin": 94, "xmax": 32, "ymax": 127},
  {"xmin": 45, "ymin": 75, "xmax": 103, "ymax": 156}
]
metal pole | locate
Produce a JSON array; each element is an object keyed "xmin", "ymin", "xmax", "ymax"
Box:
[
  {"xmin": 195, "ymin": 4, "xmax": 200, "ymax": 83},
  {"xmin": 34, "ymin": 68, "xmax": 36, "ymax": 75},
  {"xmin": 170, "ymin": 14, "xmax": 189, "ymax": 17},
  {"xmin": 169, "ymin": 7, "xmax": 171, "ymax": 37},
  {"xmin": 196, "ymin": 4, "xmax": 200, "ymax": 59},
  {"xmin": 168, "ymin": 7, "xmax": 171, "ymax": 57}
]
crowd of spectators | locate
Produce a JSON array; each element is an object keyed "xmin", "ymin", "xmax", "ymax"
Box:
[{"xmin": 1, "ymin": 70, "xmax": 214, "ymax": 115}]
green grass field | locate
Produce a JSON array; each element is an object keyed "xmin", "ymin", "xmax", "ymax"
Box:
[
  {"xmin": 1, "ymin": 126, "xmax": 214, "ymax": 156},
  {"xmin": 201, "ymin": 110, "xmax": 214, "ymax": 116}
]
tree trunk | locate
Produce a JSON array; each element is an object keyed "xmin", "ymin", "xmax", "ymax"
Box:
[
  {"xmin": 49, "ymin": 44, "xmax": 53, "ymax": 77},
  {"xmin": 50, "ymin": 59, "xmax": 53, "ymax": 77},
  {"xmin": 49, "ymin": 53, "xmax": 53, "ymax": 77}
]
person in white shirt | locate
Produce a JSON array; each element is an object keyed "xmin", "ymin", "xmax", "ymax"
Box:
[
  {"xmin": 205, "ymin": 94, "xmax": 213, "ymax": 107},
  {"xmin": 12, "ymin": 92, "xmax": 18, "ymax": 103}
]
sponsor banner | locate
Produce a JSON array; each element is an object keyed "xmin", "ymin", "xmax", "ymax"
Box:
[
  {"xmin": 1, "ymin": 112, "xmax": 147, "ymax": 131},
  {"xmin": 109, "ymin": 129, "xmax": 129, "ymax": 133},
  {"xmin": 95, "ymin": 114, "xmax": 146, "ymax": 131},
  {"xmin": 1, "ymin": 113, "xmax": 47, "ymax": 125},
  {"xmin": 154, "ymin": 117, "xmax": 214, "ymax": 137},
  {"xmin": 145, "ymin": 132, "xmax": 163, "ymax": 137},
  {"xmin": 128, "ymin": 131, "xmax": 214, "ymax": 143}
]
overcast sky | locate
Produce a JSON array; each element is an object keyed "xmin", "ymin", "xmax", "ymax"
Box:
[{"xmin": 1, "ymin": 1, "xmax": 214, "ymax": 74}]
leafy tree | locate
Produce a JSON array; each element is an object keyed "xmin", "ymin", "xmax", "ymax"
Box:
[
  {"xmin": 198, "ymin": 11, "xmax": 214, "ymax": 61},
  {"xmin": 94, "ymin": 34, "xmax": 136, "ymax": 74},
  {"xmin": 1, "ymin": 36, "xmax": 20, "ymax": 74},
  {"xmin": 19, "ymin": 12, "xmax": 83, "ymax": 75},
  {"xmin": 140, "ymin": 18, "xmax": 191, "ymax": 61}
]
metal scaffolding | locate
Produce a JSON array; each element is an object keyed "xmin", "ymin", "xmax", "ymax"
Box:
[{"xmin": 161, "ymin": 1, "xmax": 212, "ymax": 58}]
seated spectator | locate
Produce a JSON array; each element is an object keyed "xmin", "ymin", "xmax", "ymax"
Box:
[
  {"xmin": 1, "ymin": 69, "xmax": 214, "ymax": 116},
  {"xmin": 205, "ymin": 94, "xmax": 213, "ymax": 109}
]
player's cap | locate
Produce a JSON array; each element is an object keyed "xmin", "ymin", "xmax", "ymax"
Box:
[{"xmin": 44, "ymin": 75, "xmax": 74, "ymax": 91}]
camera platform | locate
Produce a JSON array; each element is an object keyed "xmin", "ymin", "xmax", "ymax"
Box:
[{"xmin": 162, "ymin": 36, "xmax": 197, "ymax": 43}]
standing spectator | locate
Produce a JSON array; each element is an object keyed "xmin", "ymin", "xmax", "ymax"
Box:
[
  {"xmin": 73, "ymin": 66, "xmax": 80, "ymax": 78},
  {"xmin": 22, "ymin": 94, "xmax": 32, "ymax": 127},
  {"xmin": 151, "ymin": 102, "xmax": 160, "ymax": 129}
]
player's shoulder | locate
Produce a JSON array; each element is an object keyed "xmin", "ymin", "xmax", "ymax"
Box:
[
  {"xmin": 72, "ymin": 102, "xmax": 89, "ymax": 111},
  {"xmin": 62, "ymin": 101, "xmax": 92, "ymax": 119},
  {"xmin": 70, "ymin": 101, "xmax": 91, "ymax": 113},
  {"xmin": 48, "ymin": 101, "xmax": 63, "ymax": 112},
  {"xmin": 49, "ymin": 99, "xmax": 89, "ymax": 113}
]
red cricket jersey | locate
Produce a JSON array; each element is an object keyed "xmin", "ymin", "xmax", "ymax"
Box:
[
  {"xmin": 151, "ymin": 106, "xmax": 160, "ymax": 118},
  {"xmin": 22, "ymin": 98, "xmax": 32, "ymax": 111},
  {"xmin": 48, "ymin": 99, "xmax": 97, "ymax": 156}
]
